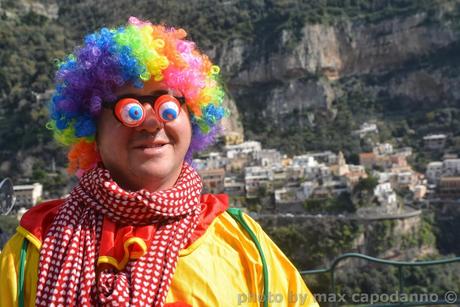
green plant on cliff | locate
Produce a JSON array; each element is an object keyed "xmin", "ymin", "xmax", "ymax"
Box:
[
  {"xmin": 419, "ymin": 214, "xmax": 436, "ymax": 247},
  {"xmin": 1, "ymin": 0, "xmax": 459, "ymax": 184},
  {"xmin": 0, "ymin": 11, "xmax": 70, "ymax": 183},
  {"xmin": 332, "ymin": 261, "xmax": 460, "ymax": 304},
  {"xmin": 366, "ymin": 220, "xmax": 396, "ymax": 256},
  {"xmin": 352, "ymin": 176, "xmax": 379, "ymax": 209},
  {"xmin": 265, "ymin": 220, "xmax": 362, "ymax": 269},
  {"xmin": 303, "ymin": 192, "xmax": 355, "ymax": 214}
]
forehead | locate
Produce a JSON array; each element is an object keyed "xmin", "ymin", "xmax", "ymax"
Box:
[{"xmin": 116, "ymin": 80, "xmax": 183, "ymax": 97}]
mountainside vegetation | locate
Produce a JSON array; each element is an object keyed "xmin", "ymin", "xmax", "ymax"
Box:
[
  {"xmin": 0, "ymin": 0, "xmax": 459, "ymax": 298},
  {"xmin": 1, "ymin": 0, "xmax": 459, "ymax": 180}
]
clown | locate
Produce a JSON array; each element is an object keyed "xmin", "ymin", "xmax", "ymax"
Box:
[{"xmin": 0, "ymin": 17, "xmax": 319, "ymax": 307}]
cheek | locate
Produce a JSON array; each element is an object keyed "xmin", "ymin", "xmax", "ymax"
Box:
[
  {"xmin": 166, "ymin": 122, "xmax": 191, "ymax": 151},
  {"xmin": 96, "ymin": 112, "xmax": 130, "ymax": 158},
  {"xmin": 180, "ymin": 114, "xmax": 192, "ymax": 147}
]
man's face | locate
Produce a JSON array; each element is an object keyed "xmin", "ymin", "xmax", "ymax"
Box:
[{"xmin": 96, "ymin": 81, "xmax": 192, "ymax": 192}]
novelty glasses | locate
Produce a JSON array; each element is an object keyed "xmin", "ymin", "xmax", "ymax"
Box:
[{"xmin": 103, "ymin": 94, "xmax": 186, "ymax": 127}]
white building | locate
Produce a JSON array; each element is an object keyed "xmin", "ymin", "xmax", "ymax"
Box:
[
  {"xmin": 292, "ymin": 155, "xmax": 331, "ymax": 180},
  {"xmin": 374, "ymin": 182, "xmax": 398, "ymax": 210},
  {"xmin": 274, "ymin": 181, "xmax": 316, "ymax": 204},
  {"xmin": 394, "ymin": 147, "xmax": 413, "ymax": 157},
  {"xmin": 194, "ymin": 152, "xmax": 227, "ymax": 171},
  {"xmin": 396, "ymin": 171, "xmax": 415, "ymax": 189},
  {"xmin": 443, "ymin": 159, "xmax": 460, "ymax": 176},
  {"xmin": 245, "ymin": 166, "xmax": 273, "ymax": 180},
  {"xmin": 244, "ymin": 166, "xmax": 273, "ymax": 198},
  {"xmin": 224, "ymin": 176, "xmax": 245, "ymax": 196},
  {"xmin": 353, "ymin": 122, "xmax": 379, "ymax": 138},
  {"xmin": 373, "ymin": 143, "xmax": 394, "ymax": 156},
  {"xmin": 207, "ymin": 152, "xmax": 227, "ymax": 169},
  {"xmin": 310, "ymin": 151, "xmax": 338, "ymax": 165},
  {"xmin": 275, "ymin": 187, "xmax": 298, "ymax": 204},
  {"xmin": 323, "ymin": 178, "xmax": 349, "ymax": 196},
  {"xmin": 293, "ymin": 152, "xmax": 337, "ymax": 168},
  {"xmin": 292, "ymin": 154, "xmax": 319, "ymax": 168},
  {"xmin": 285, "ymin": 165, "xmax": 304, "ymax": 181},
  {"xmin": 426, "ymin": 162, "xmax": 443, "ymax": 184},
  {"xmin": 423, "ymin": 134, "xmax": 447, "ymax": 150},
  {"xmin": 272, "ymin": 166, "xmax": 288, "ymax": 187},
  {"xmin": 318, "ymin": 165, "xmax": 332, "ymax": 180},
  {"xmin": 13, "ymin": 183, "xmax": 43, "ymax": 208},
  {"xmin": 198, "ymin": 168, "xmax": 225, "ymax": 194},
  {"xmin": 225, "ymin": 141, "xmax": 261, "ymax": 159},
  {"xmin": 254, "ymin": 149, "xmax": 281, "ymax": 167},
  {"xmin": 373, "ymin": 171, "xmax": 394, "ymax": 184}
]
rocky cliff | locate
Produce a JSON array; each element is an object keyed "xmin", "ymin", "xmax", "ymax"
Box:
[
  {"xmin": 1, "ymin": 0, "xmax": 460, "ymax": 180},
  {"xmin": 212, "ymin": 2, "xmax": 460, "ymax": 126}
]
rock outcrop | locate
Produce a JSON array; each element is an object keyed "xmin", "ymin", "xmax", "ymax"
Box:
[{"xmin": 214, "ymin": 3, "xmax": 460, "ymax": 124}]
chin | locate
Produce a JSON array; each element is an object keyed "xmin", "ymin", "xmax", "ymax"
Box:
[{"xmin": 136, "ymin": 161, "xmax": 178, "ymax": 181}]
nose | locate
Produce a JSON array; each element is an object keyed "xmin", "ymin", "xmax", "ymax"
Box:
[{"xmin": 135, "ymin": 103, "xmax": 164, "ymax": 132}]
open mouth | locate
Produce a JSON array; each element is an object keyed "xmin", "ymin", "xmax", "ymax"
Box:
[{"xmin": 135, "ymin": 142, "xmax": 169, "ymax": 149}]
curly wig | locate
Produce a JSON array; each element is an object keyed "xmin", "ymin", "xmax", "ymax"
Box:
[{"xmin": 48, "ymin": 17, "xmax": 227, "ymax": 174}]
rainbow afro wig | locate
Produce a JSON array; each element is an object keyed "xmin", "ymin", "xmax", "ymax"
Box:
[{"xmin": 48, "ymin": 17, "xmax": 227, "ymax": 175}]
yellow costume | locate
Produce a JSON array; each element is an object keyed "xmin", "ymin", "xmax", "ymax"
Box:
[{"xmin": 1, "ymin": 209, "xmax": 319, "ymax": 306}]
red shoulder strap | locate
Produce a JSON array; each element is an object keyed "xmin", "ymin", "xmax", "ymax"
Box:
[
  {"xmin": 187, "ymin": 194, "xmax": 229, "ymax": 245},
  {"xmin": 19, "ymin": 199, "xmax": 64, "ymax": 244}
]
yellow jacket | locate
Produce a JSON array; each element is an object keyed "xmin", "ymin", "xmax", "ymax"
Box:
[{"xmin": 0, "ymin": 208, "xmax": 319, "ymax": 306}]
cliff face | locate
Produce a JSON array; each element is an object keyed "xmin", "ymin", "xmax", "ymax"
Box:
[
  {"xmin": 0, "ymin": 0, "xmax": 58, "ymax": 19},
  {"xmin": 258, "ymin": 213, "xmax": 435, "ymax": 268},
  {"xmin": 214, "ymin": 3, "xmax": 460, "ymax": 124},
  {"xmin": 2, "ymin": 1, "xmax": 460, "ymax": 180}
]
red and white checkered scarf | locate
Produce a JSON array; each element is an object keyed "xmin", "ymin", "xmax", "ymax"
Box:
[{"xmin": 35, "ymin": 162, "xmax": 202, "ymax": 306}]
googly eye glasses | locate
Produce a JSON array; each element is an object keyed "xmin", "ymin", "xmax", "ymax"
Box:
[{"xmin": 103, "ymin": 94, "xmax": 186, "ymax": 127}]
